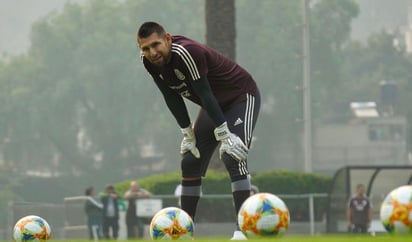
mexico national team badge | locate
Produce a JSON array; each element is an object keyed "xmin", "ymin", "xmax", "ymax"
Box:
[{"xmin": 174, "ymin": 69, "xmax": 186, "ymax": 80}]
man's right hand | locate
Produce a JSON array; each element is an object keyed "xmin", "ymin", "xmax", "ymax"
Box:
[
  {"xmin": 180, "ymin": 125, "xmax": 200, "ymax": 158},
  {"xmin": 214, "ymin": 122, "xmax": 248, "ymax": 162}
]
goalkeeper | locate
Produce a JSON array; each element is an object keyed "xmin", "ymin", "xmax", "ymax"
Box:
[{"xmin": 137, "ymin": 22, "xmax": 261, "ymax": 240}]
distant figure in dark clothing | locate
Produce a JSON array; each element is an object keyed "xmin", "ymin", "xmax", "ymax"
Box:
[
  {"xmin": 346, "ymin": 184, "xmax": 372, "ymax": 233},
  {"xmin": 84, "ymin": 186, "xmax": 103, "ymax": 241},
  {"xmin": 100, "ymin": 185, "xmax": 120, "ymax": 239}
]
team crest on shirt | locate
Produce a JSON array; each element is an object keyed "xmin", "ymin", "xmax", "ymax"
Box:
[
  {"xmin": 174, "ymin": 69, "xmax": 186, "ymax": 80},
  {"xmin": 180, "ymin": 90, "xmax": 190, "ymax": 97}
]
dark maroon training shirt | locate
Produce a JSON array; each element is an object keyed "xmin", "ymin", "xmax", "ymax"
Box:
[{"xmin": 143, "ymin": 35, "xmax": 258, "ymax": 110}]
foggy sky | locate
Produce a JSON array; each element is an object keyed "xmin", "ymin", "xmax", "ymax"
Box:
[
  {"xmin": 0, "ymin": 0, "xmax": 87, "ymax": 57},
  {"xmin": 0, "ymin": 0, "xmax": 411, "ymax": 57}
]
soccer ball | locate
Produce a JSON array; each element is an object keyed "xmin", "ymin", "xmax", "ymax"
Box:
[
  {"xmin": 13, "ymin": 215, "xmax": 51, "ymax": 242},
  {"xmin": 238, "ymin": 192, "xmax": 290, "ymax": 237},
  {"xmin": 380, "ymin": 185, "xmax": 412, "ymax": 234},
  {"xmin": 150, "ymin": 207, "xmax": 194, "ymax": 240}
]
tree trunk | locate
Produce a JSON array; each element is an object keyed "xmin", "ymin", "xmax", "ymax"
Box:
[
  {"xmin": 205, "ymin": 0, "xmax": 236, "ymax": 60},
  {"xmin": 205, "ymin": 0, "xmax": 236, "ymax": 171}
]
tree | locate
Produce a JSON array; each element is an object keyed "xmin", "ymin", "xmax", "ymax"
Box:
[
  {"xmin": 205, "ymin": 0, "xmax": 236, "ymax": 60},
  {"xmin": 0, "ymin": 0, "xmax": 205, "ymax": 184},
  {"xmin": 235, "ymin": 0, "xmax": 359, "ymax": 170},
  {"xmin": 309, "ymin": 0, "xmax": 359, "ymax": 118},
  {"xmin": 204, "ymin": 0, "xmax": 236, "ymax": 171},
  {"xmin": 3, "ymin": 0, "xmax": 406, "ymax": 180},
  {"xmin": 342, "ymin": 31, "xmax": 412, "ymax": 151}
]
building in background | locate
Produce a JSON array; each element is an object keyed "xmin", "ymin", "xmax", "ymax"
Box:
[{"xmin": 313, "ymin": 94, "xmax": 408, "ymax": 174}]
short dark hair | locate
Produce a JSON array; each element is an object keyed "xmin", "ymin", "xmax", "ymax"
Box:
[
  {"xmin": 85, "ymin": 186, "xmax": 94, "ymax": 196},
  {"xmin": 137, "ymin": 21, "xmax": 166, "ymax": 39},
  {"xmin": 356, "ymin": 184, "xmax": 365, "ymax": 191}
]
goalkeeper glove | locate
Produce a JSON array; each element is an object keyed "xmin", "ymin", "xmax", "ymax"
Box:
[
  {"xmin": 214, "ymin": 122, "xmax": 248, "ymax": 162},
  {"xmin": 180, "ymin": 125, "xmax": 200, "ymax": 159}
]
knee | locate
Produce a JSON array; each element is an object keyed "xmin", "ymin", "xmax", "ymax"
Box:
[
  {"xmin": 221, "ymin": 154, "xmax": 249, "ymax": 181},
  {"xmin": 181, "ymin": 155, "xmax": 201, "ymax": 175}
]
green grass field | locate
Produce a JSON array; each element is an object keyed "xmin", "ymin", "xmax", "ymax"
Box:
[{"xmin": 4, "ymin": 234, "xmax": 410, "ymax": 242}]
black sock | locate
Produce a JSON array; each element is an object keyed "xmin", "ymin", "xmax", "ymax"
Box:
[
  {"xmin": 233, "ymin": 190, "xmax": 250, "ymax": 229},
  {"xmin": 181, "ymin": 179, "xmax": 201, "ymax": 221}
]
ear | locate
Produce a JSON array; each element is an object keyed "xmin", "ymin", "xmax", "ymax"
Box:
[{"xmin": 165, "ymin": 33, "xmax": 172, "ymax": 45}]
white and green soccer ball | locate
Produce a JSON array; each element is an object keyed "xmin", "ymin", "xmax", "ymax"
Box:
[
  {"xmin": 380, "ymin": 185, "xmax": 412, "ymax": 235},
  {"xmin": 150, "ymin": 207, "xmax": 194, "ymax": 240},
  {"xmin": 238, "ymin": 192, "xmax": 290, "ymax": 237},
  {"xmin": 13, "ymin": 215, "xmax": 51, "ymax": 242}
]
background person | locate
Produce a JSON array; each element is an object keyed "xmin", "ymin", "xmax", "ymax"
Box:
[
  {"xmin": 124, "ymin": 180, "xmax": 152, "ymax": 239},
  {"xmin": 250, "ymin": 184, "xmax": 259, "ymax": 195},
  {"xmin": 84, "ymin": 186, "xmax": 103, "ymax": 241},
  {"xmin": 174, "ymin": 183, "xmax": 182, "ymax": 207},
  {"xmin": 346, "ymin": 184, "xmax": 372, "ymax": 233},
  {"xmin": 137, "ymin": 21, "xmax": 261, "ymax": 240},
  {"xmin": 100, "ymin": 185, "xmax": 120, "ymax": 239},
  {"xmin": 248, "ymin": 174, "xmax": 259, "ymax": 196}
]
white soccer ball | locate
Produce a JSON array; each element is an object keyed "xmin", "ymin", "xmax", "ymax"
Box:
[
  {"xmin": 238, "ymin": 192, "xmax": 290, "ymax": 237},
  {"xmin": 13, "ymin": 215, "xmax": 51, "ymax": 242},
  {"xmin": 380, "ymin": 185, "xmax": 412, "ymax": 235},
  {"xmin": 150, "ymin": 207, "xmax": 194, "ymax": 240}
]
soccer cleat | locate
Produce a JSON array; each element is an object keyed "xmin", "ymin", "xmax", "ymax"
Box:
[{"xmin": 230, "ymin": 230, "xmax": 247, "ymax": 240}]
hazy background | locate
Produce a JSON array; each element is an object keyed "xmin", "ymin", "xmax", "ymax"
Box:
[
  {"xmin": 1, "ymin": 0, "xmax": 411, "ymax": 56},
  {"xmin": 1, "ymin": 0, "xmax": 412, "ymax": 239},
  {"xmin": 0, "ymin": 0, "xmax": 411, "ymax": 190},
  {"xmin": 0, "ymin": 0, "xmax": 87, "ymax": 56}
]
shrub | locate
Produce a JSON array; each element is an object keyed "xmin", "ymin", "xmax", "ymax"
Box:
[{"xmin": 118, "ymin": 170, "xmax": 332, "ymax": 222}]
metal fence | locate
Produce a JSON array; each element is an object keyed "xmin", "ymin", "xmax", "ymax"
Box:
[{"xmin": 4, "ymin": 193, "xmax": 327, "ymax": 240}]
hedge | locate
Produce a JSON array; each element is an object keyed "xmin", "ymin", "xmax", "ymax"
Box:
[{"xmin": 116, "ymin": 170, "xmax": 332, "ymax": 222}]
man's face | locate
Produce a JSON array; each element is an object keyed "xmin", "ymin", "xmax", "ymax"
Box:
[
  {"xmin": 131, "ymin": 182, "xmax": 139, "ymax": 191},
  {"xmin": 138, "ymin": 32, "xmax": 172, "ymax": 67},
  {"xmin": 357, "ymin": 185, "xmax": 365, "ymax": 196}
]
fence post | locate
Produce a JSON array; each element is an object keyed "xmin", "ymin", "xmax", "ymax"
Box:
[
  {"xmin": 7, "ymin": 201, "xmax": 14, "ymax": 240},
  {"xmin": 308, "ymin": 194, "xmax": 315, "ymax": 235}
]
